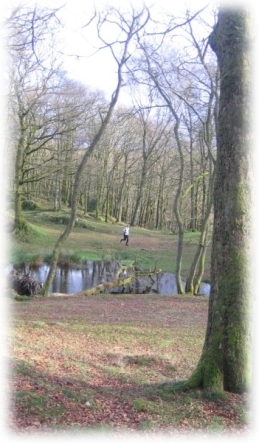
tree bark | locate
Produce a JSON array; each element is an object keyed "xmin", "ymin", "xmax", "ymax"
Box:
[{"xmin": 187, "ymin": 8, "xmax": 252, "ymax": 393}]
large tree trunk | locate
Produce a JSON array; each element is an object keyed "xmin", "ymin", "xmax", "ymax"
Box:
[{"xmin": 187, "ymin": 8, "xmax": 252, "ymax": 393}]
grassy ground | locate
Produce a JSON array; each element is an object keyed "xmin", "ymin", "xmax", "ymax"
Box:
[
  {"xmin": 8, "ymin": 294, "xmax": 250, "ymax": 436},
  {"xmin": 9, "ymin": 203, "xmax": 212, "ymax": 281}
]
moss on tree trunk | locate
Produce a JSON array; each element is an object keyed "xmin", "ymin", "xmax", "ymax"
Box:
[{"xmin": 186, "ymin": 8, "xmax": 252, "ymax": 393}]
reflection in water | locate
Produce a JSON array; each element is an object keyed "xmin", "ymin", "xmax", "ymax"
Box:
[
  {"xmin": 153, "ymin": 272, "xmax": 210, "ymax": 296},
  {"xmin": 15, "ymin": 261, "xmax": 211, "ymax": 296}
]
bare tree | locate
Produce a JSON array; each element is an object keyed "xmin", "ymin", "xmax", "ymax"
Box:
[
  {"xmin": 130, "ymin": 102, "xmax": 171, "ymax": 226},
  {"xmin": 127, "ymin": 5, "xmax": 218, "ymax": 293},
  {"xmin": 42, "ymin": 5, "xmax": 150, "ymax": 295},
  {"xmin": 8, "ymin": 5, "xmax": 63, "ymax": 233}
]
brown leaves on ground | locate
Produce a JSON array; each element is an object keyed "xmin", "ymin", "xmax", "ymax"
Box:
[{"xmin": 8, "ymin": 294, "xmax": 251, "ymax": 436}]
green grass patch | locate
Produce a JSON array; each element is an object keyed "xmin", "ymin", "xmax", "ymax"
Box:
[
  {"xmin": 61, "ymin": 388, "xmax": 94, "ymax": 407},
  {"xmin": 132, "ymin": 398, "xmax": 151, "ymax": 412},
  {"xmin": 14, "ymin": 295, "xmax": 32, "ymax": 302},
  {"xmin": 15, "ymin": 391, "xmax": 47, "ymax": 410},
  {"xmin": 9, "ymin": 203, "xmax": 212, "ymax": 276},
  {"xmin": 137, "ymin": 420, "xmax": 157, "ymax": 430},
  {"xmin": 159, "ymin": 339, "xmax": 173, "ymax": 348},
  {"xmin": 206, "ymin": 416, "xmax": 225, "ymax": 432},
  {"xmin": 126, "ymin": 355, "xmax": 155, "ymax": 366},
  {"xmin": 14, "ymin": 360, "xmax": 33, "ymax": 377},
  {"xmin": 31, "ymin": 320, "xmax": 47, "ymax": 328},
  {"xmin": 104, "ymin": 366, "xmax": 124, "ymax": 377}
]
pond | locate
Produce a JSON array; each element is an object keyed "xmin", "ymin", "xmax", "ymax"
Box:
[{"xmin": 11, "ymin": 260, "xmax": 210, "ymax": 296}]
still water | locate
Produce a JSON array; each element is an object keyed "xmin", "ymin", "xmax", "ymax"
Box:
[{"xmin": 20, "ymin": 261, "xmax": 210, "ymax": 296}]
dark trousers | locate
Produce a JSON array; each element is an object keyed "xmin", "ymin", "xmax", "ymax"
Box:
[{"xmin": 120, "ymin": 234, "xmax": 129, "ymax": 245}]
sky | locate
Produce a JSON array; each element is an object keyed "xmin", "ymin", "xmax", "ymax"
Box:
[
  {"xmin": 59, "ymin": 0, "xmax": 216, "ymax": 104},
  {"xmin": 57, "ymin": 0, "xmax": 214, "ymax": 102},
  {"xmin": 1, "ymin": 0, "xmax": 258, "ymax": 104},
  {"xmin": 2, "ymin": 0, "xmax": 218, "ymax": 105}
]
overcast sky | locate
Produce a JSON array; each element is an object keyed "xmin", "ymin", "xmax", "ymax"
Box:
[
  {"xmin": 59, "ymin": 0, "xmax": 215, "ymax": 103},
  {"xmin": 1, "ymin": 0, "xmax": 258, "ymax": 103}
]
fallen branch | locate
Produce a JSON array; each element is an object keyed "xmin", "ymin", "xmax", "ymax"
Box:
[{"xmin": 49, "ymin": 264, "xmax": 162, "ymax": 297}]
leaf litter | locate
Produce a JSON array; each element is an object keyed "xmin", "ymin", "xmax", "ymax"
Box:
[{"xmin": 8, "ymin": 294, "xmax": 251, "ymax": 436}]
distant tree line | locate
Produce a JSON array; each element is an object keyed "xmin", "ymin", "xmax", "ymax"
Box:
[{"xmin": 6, "ymin": 3, "xmax": 218, "ymax": 234}]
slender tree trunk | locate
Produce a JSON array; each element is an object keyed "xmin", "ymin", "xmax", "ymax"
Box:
[
  {"xmin": 189, "ymin": 137, "xmax": 196, "ymax": 232},
  {"xmin": 53, "ymin": 172, "xmax": 60, "ymax": 212},
  {"xmin": 14, "ymin": 128, "xmax": 28, "ymax": 233},
  {"xmin": 116, "ymin": 154, "xmax": 128, "ymax": 222},
  {"xmin": 131, "ymin": 162, "xmax": 147, "ymax": 226},
  {"xmin": 173, "ymin": 122, "xmax": 186, "ymax": 295},
  {"xmin": 41, "ymin": 5, "xmax": 150, "ymax": 294},
  {"xmin": 144, "ymin": 63, "xmax": 186, "ymax": 294},
  {"xmin": 14, "ymin": 184, "xmax": 26, "ymax": 232},
  {"xmin": 194, "ymin": 183, "xmax": 200, "ymax": 230},
  {"xmin": 42, "ymin": 88, "xmax": 123, "ymax": 295},
  {"xmin": 185, "ymin": 171, "xmax": 214, "ymax": 294},
  {"xmin": 187, "ymin": 8, "xmax": 252, "ymax": 393}
]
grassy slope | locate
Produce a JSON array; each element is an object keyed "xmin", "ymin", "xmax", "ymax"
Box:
[{"xmin": 9, "ymin": 204, "xmax": 212, "ymax": 281}]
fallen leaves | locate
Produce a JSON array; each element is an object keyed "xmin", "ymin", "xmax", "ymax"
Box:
[{"xmin": 8, "ymin": 294, "xmax": 251, "ymax": 435}]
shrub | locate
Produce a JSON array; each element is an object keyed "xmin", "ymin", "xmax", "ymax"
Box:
[{"xmin": 21, "ymin": 200, "xmax": 38, "ymax": 210}]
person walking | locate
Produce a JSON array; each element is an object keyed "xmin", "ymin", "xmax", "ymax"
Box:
[{"xmin": 120, "ymin": 224, "xmax": 130, "ymax": 246}]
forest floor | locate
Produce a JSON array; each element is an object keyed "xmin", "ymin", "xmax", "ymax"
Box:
[
  {"xmin": 6, "ymin": 204, "xmax": 253, "ymax": 438},
  {"xmin": 7, "ymin": 293, "xmax": 252, "ymax": 438}
]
